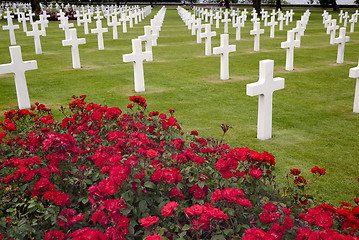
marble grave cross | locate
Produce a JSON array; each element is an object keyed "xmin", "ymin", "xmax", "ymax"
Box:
[
  {"xmin": 138, "ymin": 25, "xmax": 157, "ymax": 61},
  {"xmin": 122, "ymin": 38, "xmax": 152, "ymax": 92},
  {"xmin": 213, "ymin": 34, "xmax": 236, "ymax": 80},
  {"xmin": 91, "ymin": 20, "xmax": 108, "ymax": 50},
  {"xmin": 246, "ymin": 59, "xmax": 284, "ymax": 140},
  {"xmin": 333, "ymin": 27, "xmax": 350, "ymax": 64},
  {"xmin": 200, "ymin": 24, "xmax": 216, "ymax": 56},
  {"xmin": 281, "ymin": 30, "xmax": 300, "ymax": 71},
  {"xmin": 26, "ymin": 21, "xmax": 46, "ymax": 54},
  {"xmin": 250, "ymin": 21, "xmax": 264, "ymax": 52},
  {"xmin": 3, "ymin": 16, "xmax": 19, "ymax": 45},
  {"xmin": 349, "ymin": 58, "xmax": 359, "ymax": 113},
  {"xmin": 0, "ymin": 46, "xmax": 37, "ymax": 109},
  {"xmin": 62, "ymin": 28, "xmax": 86, "ymax": 69}
]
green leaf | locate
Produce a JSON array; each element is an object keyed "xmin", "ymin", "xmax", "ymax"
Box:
[
  {"xmin": 223, "ymin": 229, "xmax": 234, "ymax": 236},
  {"xmin": 211, "ymin": 235, "xmax": 226, "ymax": 240},
  {"xmin": 139, "ymin": 200, "xmax": 148, "ymax": 213},
  {"xmin": 144, "ymin": 181, "xmax": 156, "ymax": 189},
  {"xmin": 182, "ymin": 224, "xmax": 191, "ymax": 231}
]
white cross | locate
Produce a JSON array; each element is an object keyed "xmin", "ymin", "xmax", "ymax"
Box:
[
  {"xmin": 343, "ymin": 12, "xmax": 349, "ymax": 27},
  {"xmin": 38, "ymin": 14, "xmax": 49, "ymax": 32},
  {"xmin": 333, "ymin": 27, "xmax": 350, "ymax": 64},
  {"xmin": 74, "ymin": 10, "xmax": 82, "ymax": 26},
  {"xmin": 94, "ymin": 10, "xmax": 103, "ymax": 21},
  {"xmin": 222, "ymin": 11, "xmax": 231, "ymax": 34},
  {"xmin": 349, "ymin": 14, "xmax": 357, "ymax": 33},
  {"xmin": 2, "ymin": 17, "xmax": 19, "ymax": 45},
  {"xmin": 18, "ymin": 12, "xmax": 29, "ymax": 32},
  {"xmin": 57, "ymin": 11, "xmax": 66, "ymax": 23},
  {"xmin": 3, "ymin": 8, "xmax": 13, "ymax": 20},
  {"xmin": 338, "ymin": 10, "xmax": 344, "ymax": 23},
  {"xmin": 293, "ymin": 20, "xmax": 305, "ymax": 43},
  {"xmin": 289, "ymin": 9, "xmax": 294, "ymax": 22},
  {"xmin": 26, "ymin": 22, "xmax": 46, "ymax": 54},
  {"xmin": 200, "ymin": 24, "xmax": 216, "ymax": 56},
  {"xmin": 27, "ymin": 9, "xmax": 35, "ymax": 24},
  {"xmin": 263, "ymin": 12, "xmax": 269, "ymax": 26},
  {"xmin": 281, "ymin": 30, "xmax": 300, "ymax": 71},
  {"xmin": 108, "ymin": 15, "xmax": 121, "ymax": 39},
  {"xmin": 128, "ymin": 11, "xmax": 135, "ymax": 28},
  {"xmin": 150, "ymin": 20, "xmax": 161, "ymax": 46},
  {"xmin": 138, "ymin": 26, "xmax": 157, "ymax": 61},
  {"xmin": 214, "ymin": 11, "xmax": 221, "ymax": 29},
  {"xmin": 284, "ymin": 11, "xmax": 290, "ymax": 26},
  {"xmin": 208, "ymin": 10, "xmax": 214, "ymax": 25},
  {"xmin": 323, "ymin": 14, "xmax": 332, "ymax": 28},
  {"xmin": 192, "ymin": 18, "xmax": 203, "ymax": 43},
  {"xmin": 0, "ymin": 46, "xmax": 37, "ymax": 109},
  {"xmin": 213, "ymin": 34, "xmax": 236, "ymax": 80},
  {"xmin": 250, "ymin": 21, "xmax": 264, "ymax": 52},
  {"xmin": 120, "ymin": 13, "xmax": 128, "ymax": 33},
  {"xmin": 81, "ymin": 13, "xmax": 91, "ymax": 34},
  {"xmin": 62, "ymin": 28, "xmax": 86, "ymax": 69},
  {"xmin": 91, "ymin": 20, "xmax": 108, "ymax": 50},
  {"xmin": 233, "ymin": 16, "xmax": 244, "ymax": 40},
  {"xmin": 123, "ymin": 38, "xmax": 152, "ymax": 92},
  {"xmin": 349, "ymin": 58, "xmax": 359, "ymax": 113},
  {"xmin": 251, "ymin": 12, "xmax": 260, "ymax": 24},
  {"xmin": 277, "ymin": 12, "xmax": 285, "ymax": 30},
  {"xmin": 328, "ymin": 19, "xmax": 339, "ymax": 45},
  {"xmin": 246, "ymin": 59, "xmax": 284, "ymax": 140},
  {"xmin": 59, "ymin": 17, "xmax": 73, "ymax": 40},
  {"xmin": 268, "ymin": 16, "xmax": 278, "ymax": 38}
]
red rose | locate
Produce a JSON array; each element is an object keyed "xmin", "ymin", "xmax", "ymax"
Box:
[
  {"xmin": 161, "ymin": 201, "xmax": 179, "ymax": 217},
  {"xmin": 290, "ymin": 168, "xmax": 301, "ymax": 175},
  {"xmin": 250, "ymin": 169, "xmax": 263, "ymax": 179},
  {"xmin": 140, "ymin": 216, "xmax": 159, "ymax": 228},
  {"xmin": 211, "ymin": 189, "xmax": 223, "ymax": 203},
  {"xmin": 145, "ymin": 234, "xmax": 162, "ymax": 240},
  {"xmin": 262, "ymin": 202, "xmax": 277, "ymax": 212},
  {"xmin": 147, "ymin": 149, "xmax": 158, "ymax": 159},
  {"xmin": 311, "ymin": 166, "xmax": 326, "ymax": 175},
  {"xmin": 236, "ymin": 198, "xmax": 253, "ymax": 208},
  {"xmin": 185, "ymin": 204, "xmax": 206, "ymax": 216}
]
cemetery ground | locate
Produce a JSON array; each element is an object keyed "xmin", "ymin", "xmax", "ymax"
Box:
[{"xmin": 0, "ymin": 7, "xmax": 358, "ymax": 206}]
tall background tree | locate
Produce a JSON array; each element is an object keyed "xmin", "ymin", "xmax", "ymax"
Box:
[
  {"xmin": 31, "ymin": 0, "xmax": 41, "ymax": 12},
  {"xmin": 253, "ymin": 0, "xmax": 261, "ymax": 14}
]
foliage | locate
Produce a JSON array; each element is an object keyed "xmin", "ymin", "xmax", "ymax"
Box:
[{"xmin": 0, "ymin": 96, "xmax": 358, "ymax": 239}]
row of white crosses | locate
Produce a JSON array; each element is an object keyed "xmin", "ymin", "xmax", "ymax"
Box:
[
  {"xmin": 122, "ymin": 7, "xmax": 166, "ymax": 93},
  {"xmin": 322, "ymin": 10, "xmax": 353, "ymax": 64},
  {"xmin": 179, "ymin": 7, "xmax": 236, "ymax": 80},
  {"xmin": 280, "ymin": 11, "xmax": 310, "ymax": 70}
]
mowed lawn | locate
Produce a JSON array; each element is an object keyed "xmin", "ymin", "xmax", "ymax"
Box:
[{"xmin": 0, "ymin": 6, "xmax": 358, "ymax": 205}]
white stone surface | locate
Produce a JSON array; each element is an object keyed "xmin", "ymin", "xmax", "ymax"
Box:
[
  {"xmin": 222, "ymin": 11, "xmax": 231, "ymax": 34},
  {"xmin": 138, "ymin": 25, "xmax": 157, "ymax": 61},
  {"xmin": 200, "ymin": 24, "xmax": 216, "ymax": 56},
  {"xmin": 123, "ymin": 38, "xmax": 152, "ymax": 92},
  {"xmin": 281, "ymin": 30, "xmax": 299, "ymax": 71},
  {"xmin": 268, "ymin": 16, "xmax": 278, "ymax": 38},
  {"xmin": 233, "ymin": 16, "xmax": 244, "ymax": 40},
  {"xmin": 349, "ymin": 58, "xmax": 359, "ymax": 113},
  {"xmin": 26, "ymin": 22, "xmax": 46, "ymax": 54},
  {"xmin": 250, "ymin": 22, "xmax": 264, "ymax": 52},
  {"xmin": 0, "ymin": 46, "xmax": 37, "ymax": 109},
  {"xmin": 62, "ymin": 28, "xmax": 86, "ymax": 69},
  {"xmin": 246, "ymin": 59, "xmax": 284, "ymax": 140},
  {"xmin": 2, "ymin": 17, "xmax": 19, "ymax": 45},
  {"xmin": 328, "ymin": 19, "xmax": 339, "ymax": 45},
  {"xmin": 333, "ymin": 27, "xmax": 350, "ymax": 64},
  {"xmin": 213, "ymin": 34, "xmax": 236, "ymax": 80},
  {"xmin": 91, "ymin": 20, "xmax": 108, "ymax": 50},
  {"xmin": 108, "ymin": 15, "xmax": 121, "ymax": 39}
]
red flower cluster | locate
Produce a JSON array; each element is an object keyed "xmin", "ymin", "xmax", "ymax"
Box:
[{"xmin": 311, "ymin": 166, "xmax": 326, "ymax": 175}]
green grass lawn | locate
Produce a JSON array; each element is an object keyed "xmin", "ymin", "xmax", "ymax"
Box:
[{"xmin": 0, "ymin": 7, "xmax": 358, "ymax": 205}]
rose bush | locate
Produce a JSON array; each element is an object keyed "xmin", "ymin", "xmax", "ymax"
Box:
[{"xmin": 0, "ymin": 95, "xmax": 358, "ymax": 240}]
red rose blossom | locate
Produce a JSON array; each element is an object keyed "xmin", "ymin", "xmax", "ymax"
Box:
[{"xmin": 140, "ymin": 216, "xmax": 159, "ymax": 228}]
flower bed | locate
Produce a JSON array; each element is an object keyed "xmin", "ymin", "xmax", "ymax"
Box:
[{"xmin": 0, "ymin": 96, "xmax": 358, "ymax": 240}]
